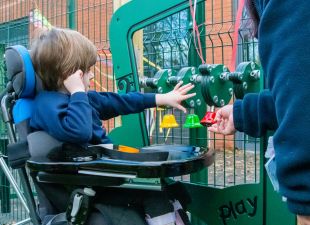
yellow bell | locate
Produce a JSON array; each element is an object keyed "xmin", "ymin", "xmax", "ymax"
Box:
[{"xmin": 160, "ymin": 114, "xmax": 179, "ymax": 128}]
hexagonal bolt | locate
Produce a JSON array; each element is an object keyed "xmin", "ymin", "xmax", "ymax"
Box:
[
  {"xmin": 190, "ymin": 100, "xmax": 195, "ymax": 107},
  {"xmin": 251, "ymin": 62, "xmax": 256, "ymax": 70},
  {"xmin": 207, "ymin": 65, "xmax": 213, "ymax": 72},
  {"xmin": 191, "ymin": 67, "xmax": 196, "ymax": 74},
  {"xmin": 168, "ymin": 69, "xmax": 172, "ymax": 77},
  {"xmin": 139, "ymin": 79, "xmax": 146, "ymax": 87},
  {"xmin": 219, "ymin": 73, "xmax": 225, "ymax": 80},
  {"xmin": 243, "ymin": 82, "xmax": 248, "ymax": 90},
  {"xmin": 196, "ymin": 99, "xmax": 201, "ymax": 106},
  {"xmin": 213, "ymin": 96, "xmax": 219, "ymax": 103},
  {"xmin": 220, "ymin": 99, "xmax": 225, "ymax": 106},
  {"xmin": 209, "ymin": 76, "xmax": 215, "ymax": 84},
  {"xmin": 190, "ymin": 74, "xmax": 202, "ymax": 83},
  {"xmin": 250, "ymin": 70, "xmax": 260, "ymax": 80},
  {"xmin": 220, "ymin": 72, "xmax": 229, "ymax": 81},
  {"xmin": 166, "ymin": 76, "xmax": 179, "ymax": 86}
]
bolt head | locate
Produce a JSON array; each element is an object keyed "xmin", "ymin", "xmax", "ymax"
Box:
[
  {"xmin": 243, "ymin": 82, "xmax": 248, "ymax": 90},
  {"xmin": 191, "ymin": 67, "xmax": 196, "ymax": 74},
  {"xmin": 190, "ymin": 100, "xmax": 195, "ymax": 107},
  {"xmin": 213, "ymin": 96, "xmax": 218, "ymax": 103},
  {"xmin": 209, "ymin": 76, "xmax": 215, "ymax": 83},
  {"xmin": 251, "ymin": 62, "xmax": 256, "ymax": 70},
  {"xmin": 168, "ymin": 69, "xmax": 172, "ymax": 76},
  {"xmin": 196, "ymin": 99, "xmax": 201, "ymax": 106},
  {"xmin": 220, "ymin": 99, "xmax": 225, "ymax": 106}
]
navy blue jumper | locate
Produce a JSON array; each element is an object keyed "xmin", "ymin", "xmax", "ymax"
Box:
[
  {"xmin": 30, "ymin": 91, "xmax": 156, "ymax": 145},
  {"xmin": 233, "ymin": 0, "xmax": 310, "ymax": 215}
]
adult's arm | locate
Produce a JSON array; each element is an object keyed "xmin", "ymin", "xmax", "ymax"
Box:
[
  {"xmin": 256, "ymin": 0, "xmax": 310, "ymax": 215},
  {"xmin": 233, "ymin": 89, "xmax": 278, "ymax": 137}
]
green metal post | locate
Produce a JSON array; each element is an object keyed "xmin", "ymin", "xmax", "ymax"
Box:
[
  {"xmin": 0, "ymin": 44, "xmax": 10, "ymax": 213},
  {"xmin": 67, "ymin": 0, "xmax": 76, "ymax": 29},
  {"xmin": 187, "ymin": 3, "xmax": 209, "ymax": 224},
  {"xmin": 0, "ymin": 139, "xmax": 10, "ymax": 213}
]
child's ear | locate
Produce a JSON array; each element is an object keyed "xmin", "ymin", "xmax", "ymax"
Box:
[{"xmin": 76, "ymin": 69, "xmax": 83, "ymax": 78}]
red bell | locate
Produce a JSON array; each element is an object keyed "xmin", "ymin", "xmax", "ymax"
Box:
[{"xmin": 200, "ymin": 112, "xmax": 216, "ymax": 127}]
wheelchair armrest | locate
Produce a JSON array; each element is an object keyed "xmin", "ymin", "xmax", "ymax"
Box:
[
  {"xmin": 7, "ymin": 140, "xmax": 30, "ymax": 168},
  {"xmin": 36, "ymin": 172, "xmax": 126, "ymax": 187}
]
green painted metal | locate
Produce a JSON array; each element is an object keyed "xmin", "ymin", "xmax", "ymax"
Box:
[
  {"xmin": 175, "ymin": 67, "xmax": 204, "ymax": 108},
  {"xmin": 67, "ymin": 0, "xmax": 76, "ymax": 29},
  {"xmin": 0, "ymin": 44, "xmax": 10, "ymax": 214},
  {"xmin": 0, "ymin": 139, "xmax": 10, "ymax": 214},
  {"xmin": 233, "ymin": 62, "xmax": 260, "ymax": 99},
  {"xmin": 109, "ymin": 0, "xmax": 204, "ymax": 147},
  {"xmin": 140, "ymin": 69, "xmax": 177, "ymax": 93},
  {"xmin": 184, "ymin": 183, "xmax": 263, "ymax": 225},
  {"xmin": 187, "ymin": 7, "xmax": 209, "ymax": 222},
  {"xmin": 200, "ymin": 64, "xmax": 233, "ymax": 107},
  {"xmin": 0, "ymin": 17, "xmax": 29, "ymax": 47}
]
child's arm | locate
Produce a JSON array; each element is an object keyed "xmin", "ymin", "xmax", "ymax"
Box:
[{"xmin": 88, "ymin": 81, "xmax": 195, "ymax": 120}]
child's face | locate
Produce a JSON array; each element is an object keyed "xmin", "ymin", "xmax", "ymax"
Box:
[{"xmin": 82, "ymin": 70, "xmax": 94, "ymax": 92}]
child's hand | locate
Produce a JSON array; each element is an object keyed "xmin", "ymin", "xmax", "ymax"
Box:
[
  {"xmin": 155, "ymin": 81, "xmax": 196, "ymax": 113},
  {"xmin": 64, "ymin": 70, "xmax": 86, "ymax": 94},
  {"xmin": 208, "ymin": 105, "xmax": 236, "ymax": 135}
]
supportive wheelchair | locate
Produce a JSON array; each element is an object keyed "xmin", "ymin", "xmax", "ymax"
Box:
[{"xmin": 0, "ymin": 45, "xmax": 215, "ymax": 225}]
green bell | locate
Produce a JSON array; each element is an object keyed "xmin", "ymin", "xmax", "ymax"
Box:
[{"xmin": 183, "ymin": 114, "xmax": 203, "ymax": 128}]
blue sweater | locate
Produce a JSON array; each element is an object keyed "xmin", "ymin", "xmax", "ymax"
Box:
[
  {"xmin": 234, "ymin": 0, "xmax": 310, "ymax": 215},
  {"xmin": 30, "ymin": 91, "xmax": 156, "ymax": 144}
]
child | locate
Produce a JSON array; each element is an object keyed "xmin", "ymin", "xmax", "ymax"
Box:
[
  {"xmin": 29, "ymin": 27, "xmax": 195, "ymax": 225},
  {"xmin": 29, "ymin": 28, "xmax": 195, "ymax": 145},
  {"xmin": 30, "ymin": 28, "xmax": 195, "ymax": 224}
]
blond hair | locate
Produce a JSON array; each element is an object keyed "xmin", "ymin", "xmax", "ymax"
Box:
[{"xmin": 30, "ymin": 28, "xmax": 97, "ymax": 91}]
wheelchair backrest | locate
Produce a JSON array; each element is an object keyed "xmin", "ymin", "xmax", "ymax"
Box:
[
  {"xmin": 5, "ymin": 45, "xmax": 42, "ymax": 139},
  {"xmin": 4, "ymin": 45, "xmax": 61, "ymax": 166}
]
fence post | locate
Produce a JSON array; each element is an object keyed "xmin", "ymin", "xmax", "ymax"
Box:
[
  {"xmin": 67, "ymin": 0, "xmax": 76, "ymax": 29},
  {"xmin": 0, "ymin": 44, "xmax": 10, "ymax": 214}
]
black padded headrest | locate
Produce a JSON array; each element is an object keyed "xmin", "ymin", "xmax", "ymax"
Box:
[{"xmin": 5, "ymin": 45, "xmax": 42, "ymax": 98}]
